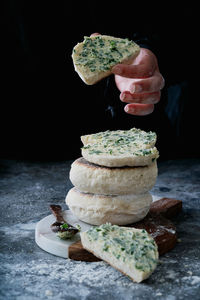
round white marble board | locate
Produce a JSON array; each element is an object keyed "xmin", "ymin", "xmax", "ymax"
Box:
[
  {"xmin": 35, "ymin": 210, "xmax": 92, "ymax": 258},
  {"xmin": 35, "ymin": 195, "xmax": 160, "ymax": 258}
]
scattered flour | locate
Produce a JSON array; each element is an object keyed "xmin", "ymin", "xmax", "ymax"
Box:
[
  {"xmin": 182, "ymin": 275, "xmax": 200, "ymax": 285},
  {"xmin": 166, "ymin": 270, "xmax": 177, "ymax": 280},
  {"xmin": 1, "ymin": 222, "xmax": 36, "ymax": 240},
  {"xmin": 45, "ymin": 289, "xmax": 53, "ymax": 297},
  {"xmin": 4, "ymin": 259, "xmax": 137, "ymax": 288}
]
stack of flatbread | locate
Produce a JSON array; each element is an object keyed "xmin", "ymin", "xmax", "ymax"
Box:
[
  {"xmin": 69, "ymin": 38, "xmax": 160, "ymax": 283},
  {"xmin": 66, "ymin": 128, "xmax": 159, "ymax": 225}
]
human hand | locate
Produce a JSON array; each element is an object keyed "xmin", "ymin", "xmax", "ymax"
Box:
[{"xmin": 111, "ymin": 48, "xmax": 165, "ymax": 116}]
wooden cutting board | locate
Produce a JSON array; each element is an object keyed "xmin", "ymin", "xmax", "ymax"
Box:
[{"xmin": 68, "ymin": 198, "xmax": 182, "ymax": 261}]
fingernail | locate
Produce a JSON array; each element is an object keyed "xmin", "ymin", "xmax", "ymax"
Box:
[
  {"xmin": 121, "ymin": 92, "xmax": 135, "ymax": 102},
  {"xmin": 124, "ymin": 105, "xmax": 129, "ymax": 113},
  {"xmin": 112, "ymin": 66, "xmax": 122, "ymax": 75},
  {"xmin": 151, "ymin": 97, "xmax": 158, "ymax": 104},
  {"xmin": 130, "ymin": 84, "xmax": 142, "ymax": 94},
  {"xmin": 149, "ymin": 70, "xmax": 153, "ymax": 76},
  {"xmin": 125, "ymin": 105, "xmax": 134, "ymax": 113},
  {"xmin": 120, "ymin": 93, "xmax": 125, "ymax": 101}
]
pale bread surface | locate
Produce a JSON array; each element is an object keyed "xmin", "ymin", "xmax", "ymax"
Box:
[
  {"xmin": 72, "ymin": 35, "xmax": 140, "ymax": 85},
  {"xmin": 70, "ymin": 157, "xmax": 157, "ymax": 195},
  {"xmin": 65, "ymin": 187, "xmax": 152, "ymax": 225},
  {"xmin": 81, "ymin": 149, "xmax": 158, "ymax": 167}
]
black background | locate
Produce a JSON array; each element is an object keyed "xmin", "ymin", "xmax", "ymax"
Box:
[{"xmin": 1, "ymin": 2, "xmax": 199, "ymax": 161}]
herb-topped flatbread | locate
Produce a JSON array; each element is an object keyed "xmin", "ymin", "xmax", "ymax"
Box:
[
  {"xmin": 72, "ymin": 35, "xmax": 140, "ymax": 84},
  {"xmin": 80, "ymin": 223, "xmax": 158, "ymax": 282},
  {"xmin": 81, "ymin": 128, "xmax": 159, "ymax": 167}
]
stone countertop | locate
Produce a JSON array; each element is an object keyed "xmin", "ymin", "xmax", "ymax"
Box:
[{"xmin": 0, "ymin": 158, "xmax": 200, "ymax": 300}]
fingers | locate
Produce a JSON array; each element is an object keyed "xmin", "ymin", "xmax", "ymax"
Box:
[
  {"xmin": 112, "ymin": 48, "xmax": 157, "ymax": 78},
  {"xmin": 116, "ymin": 67, "xmax": 164, "ymax": 115},
  {"xmin": 112, "ymin": 63, "xmax": 154, "ymax": 78},
  {"xmin": 121, "ymin": 91, "xmax": 161, "ymax": 104},
  {"xmin": 119, "ymin": 69, "xmax": 164, "ymax": 95},
  {"xmin": 124, "ymin": 103, "xmax": 154, "ymax": 116},
  {"xmin": 130, "ymin": 71, "xmax": 165, "ymax": 93},
  {"xmin": 116, "ymin": 70, "xmax": 164, "ymax": 94}
]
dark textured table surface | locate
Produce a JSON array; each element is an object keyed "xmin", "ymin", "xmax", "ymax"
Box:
[{"xmin": 0, "ymin": 158, "xmax": 200, "ymax": 300}]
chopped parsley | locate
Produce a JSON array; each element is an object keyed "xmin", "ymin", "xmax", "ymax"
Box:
[{"xmin": 60, "ymin": 223, "xmax": 69, "ymax": 229}]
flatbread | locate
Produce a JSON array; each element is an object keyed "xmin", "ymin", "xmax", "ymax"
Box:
[
  {"xmin": 72, "ymin": 35, "xmax": 140, "ymax": 85},
  {"xmin": 81, "ymin": 128, "xmax": 159, "ymax": 167},
  {"xmin": 70, "ymin": 157, "xmax": 158, "ymax": 195},
  {"xmin": 65, "ymin": 187, "xmax": 152, "ymax": 225}
]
